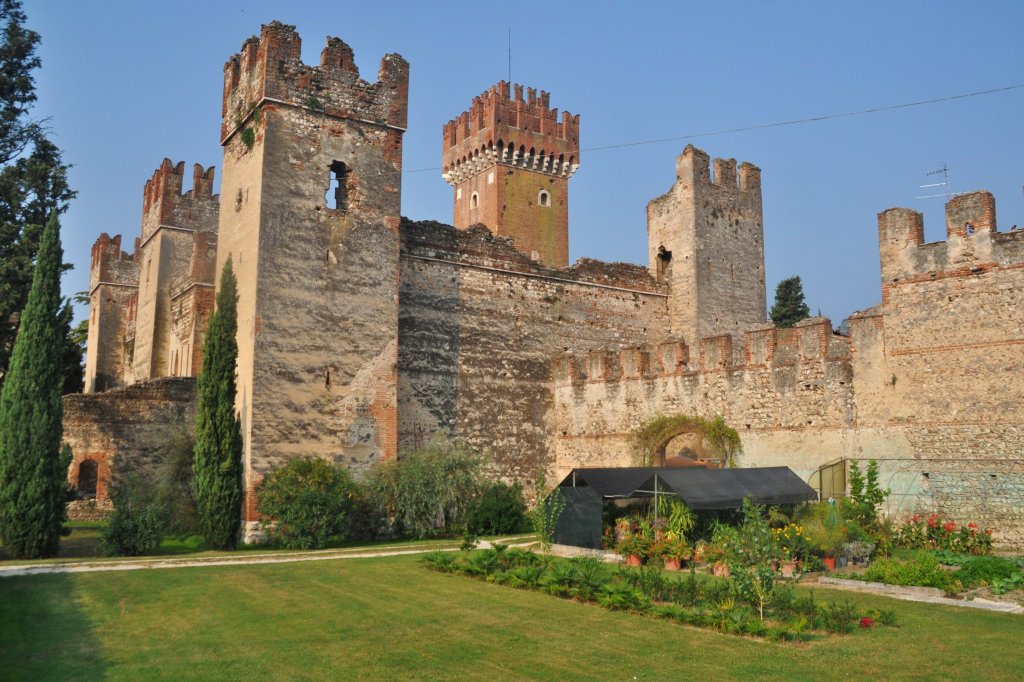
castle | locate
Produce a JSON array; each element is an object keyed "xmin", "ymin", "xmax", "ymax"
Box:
[{"xmin": 64, "ymin": 22, "xmax": 1024, "ymax": 543}]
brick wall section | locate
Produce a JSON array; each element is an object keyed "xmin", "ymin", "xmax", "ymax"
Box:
[
  {"xmin": 443, "ymin": 82, "xmax": 579, "ymax": 267},
  {"xmin": 399, "ymin": 218, "xmax": 668, "ymax": 482},
  {"xmin": 62, "ymin": 378, "xmax": 197, "ymax": 502},
  {"xmin": 84, "ymin": 233, "xmax": 139, "ymax": 393},
  {"xmin": 219, "ymin": 22, "xmax": 408, "ymax": 533},
  {"xmin": 647, "ymin": 145, "xmax": 767, "ymax": 352}
]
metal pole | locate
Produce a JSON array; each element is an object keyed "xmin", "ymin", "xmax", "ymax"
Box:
[{"xmin": 654, "ymin": 476, "xmax": 659, "ymax": 521}]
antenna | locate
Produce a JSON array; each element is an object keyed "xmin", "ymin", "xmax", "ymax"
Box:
[
  {"xmin": 917, "ymin": 163, "xmax": 952, "ymax": 200},
  {"xmin": 507, "ymin": 27, "xmax": 511, "ymax": 84}
]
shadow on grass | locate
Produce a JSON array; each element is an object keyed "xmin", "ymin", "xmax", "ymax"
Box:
[{"xmin": 0, "ymin": 572, "xmax": 106, "ymax": 679}]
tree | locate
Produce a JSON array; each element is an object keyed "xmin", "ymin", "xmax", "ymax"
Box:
[
  {"xmin": 0, "ymin": 3, "xmax": 76, "ymax": 389},
  {"xmin": 0, "ymin": 213, "xmax": 69, "ymax": 558},
  {"xmin": 193, "ymin": 258, "xmax": 243, "ymax": 549},
  {"xmin": 769, "ymin": 276, "xmax": 810, "ymax": 329}
]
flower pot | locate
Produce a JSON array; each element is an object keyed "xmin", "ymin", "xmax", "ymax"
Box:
[
  {"xmin": 663, "ymin": 557, "xmax": 682, "ymax": 571},
  {"xmin": 712, "ymin": 561, "xmax": 730, "ymax": 578},
  {"xmin": 780, "ymin": 560, "xmax": 797, "ymax": 578},
  {"xmin": 626, "ymin": 554, "xmax": 643, "ymax": 567},
  {"xmin": 823, "ymin": 556, "xmax": 837, "ymax": 571},
  {"xmin": 837, "ymin": 557, "xmax": 848, "ymax": 568}
]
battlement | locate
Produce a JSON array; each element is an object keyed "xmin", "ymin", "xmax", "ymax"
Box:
[
  {"xmin": 554, "ymin": 317, "xmax": 848, "ymax": 384},
  {"xmin": 878, "ymin": 191, "xmax": 1024, "ymax": 298},
  {"xmin": 221, "ymin": 21, "xmax": 409, "ymax": 143},
  {"xmin": 90, "ymin": 233, "xmax": 139, "ymax": 291},
  {"xmin": 668, "ymin": 144, "xmax": 761, "ymax": 194},
  {"xmin": 140, "ymin": 159, "xmax": 218, "ymax": 241},
  {"xmin": 441, "ymin": 81, "xmax": 580, "ymax": 186}
]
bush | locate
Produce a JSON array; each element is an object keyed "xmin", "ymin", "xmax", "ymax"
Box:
[
  {"xmin": 954, "ymin": 556, "xmax": 1021, "ymax": 589},
  {"xmin": 855, "ymin": 553, "xmax": 961, "ymax": 593},
  {"xmin": 369, "ymin": 438, "xmax": 483, "ymax": 539},
  {"xmin": 257, "ymin": 457, "xmax": 361, "ymax": 549},
  {"xmin": 101, "ymin": 475, "xmax": 166, "ymax": 556},
  {"xmin": 466, "ymin": 481, "xmax": 527, "ymax": 535},
  {"xmin": 153, "ymin": 430, "xmax": 199, "ymax": 536}
]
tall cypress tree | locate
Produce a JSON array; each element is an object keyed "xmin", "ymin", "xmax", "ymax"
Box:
[
  {"xmin": 193, "ymin": 258, "xmax": 243, "ymax": 549},
  {"xmin": 0, "ymin": 213, "xmax": 69, "ymax": 558},
  {"xmin": 769, "ymin": 276, "xmax": 811, "ymax": 329}
]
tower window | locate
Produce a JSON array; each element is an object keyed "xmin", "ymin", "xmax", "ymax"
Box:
[
  {"xmin": 538, "ymin": 190, "xmax": 550, "ymax": 207},
  {"xmin": 471, "ymin": 192, "xmax": 479, "ymax": 209},
  {"xmin": 326, "ymin": 161, "xmax": 351, "ymax": 211}
]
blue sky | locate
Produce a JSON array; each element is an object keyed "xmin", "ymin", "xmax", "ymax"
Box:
[{"xmin": 27, "ymin": 1, "xmax": 1024, "ymax": 325}]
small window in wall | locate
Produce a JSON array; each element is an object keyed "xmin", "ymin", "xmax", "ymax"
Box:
[
  {"xmin": 326, "ymin": 161, "xmax": 351, "ymax": 211},
  {"xmin": 538, "ymin": 190, "xmax": 550, "ymax": 207},
  {"xmin": 470, "ymin": 192, "xmax": 479, "ymax": 209},
  {"xmin": 78, "ymin": 460, "xmax": 98, "ymax": 499}
]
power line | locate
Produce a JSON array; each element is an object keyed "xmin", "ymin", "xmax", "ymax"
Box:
[{"xmin": 400, "ymin": 82, "xmax": 1023, "ymax": 176}]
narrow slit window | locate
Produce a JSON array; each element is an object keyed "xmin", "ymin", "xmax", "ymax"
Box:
[
  {"xmin": 471, "ymin": 192, "xmax": 479, "ymax": 209},
  {"xmin": 326, "ymin": 161, "xmax": 350, "ymax": 211}
]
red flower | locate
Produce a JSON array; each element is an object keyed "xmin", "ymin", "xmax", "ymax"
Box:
[
  {"xmin": 968, "ymin": 522, "xmax": 978, "ymax": 529},
  {"xmin": 912, "ymin": 515, "xmax": 919, "ymax": 523},
  {"xmin": 859, "ymin": 617, "xmax": 874, "ymax": 628},
  {"xmin": 943, "ymin": 521, "xmax": 956, "ymax": 532},
  {"xmin": 986, "ymin": 529, "xmax": 993, "ymax": 535},
  {"xmin": 927, "ymin": 514, "xmax": 938, "ymax": 528}
]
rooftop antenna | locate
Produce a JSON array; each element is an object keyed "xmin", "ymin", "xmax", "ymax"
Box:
[
  {"xmin": 507, "ymin": 27, "xmax": 512, "ymax": 84},
  {"xmin": 917, "ymin": 163, "xmax": 952, "ymax": 200}
]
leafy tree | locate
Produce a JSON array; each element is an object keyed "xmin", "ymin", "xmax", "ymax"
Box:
[
  {"xmin": 769, "ymin": 276, "xmax": 811, "ymax": 329},
  {"xmin": 58, "ymin": 296, "xmax": 85, "ymax": 394},
  {"xmin": 0, "ymin": 3, "xmax": 76, "ymax": 389},
  {"xmin": 0, "ymin": 214, "xmax": 69, "ymax": 558},
  {"xmin": 193, "ymin": 258, "xmax": 243, "ymax": 549}
]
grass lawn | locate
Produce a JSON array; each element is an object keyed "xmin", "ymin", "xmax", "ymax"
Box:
[{"xmin": 2, "ymin": 553, "xmax": 1023, "ymax": 681}]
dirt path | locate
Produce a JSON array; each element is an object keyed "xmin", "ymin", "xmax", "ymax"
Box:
[{"xmin": 0, "ymin": 539, "xmax": 527, "ymax": 578}]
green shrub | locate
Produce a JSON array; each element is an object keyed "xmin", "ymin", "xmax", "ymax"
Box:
[
  {"xmin": 153, "ymin": 430, "xmax": 198, "ymax": 537},
  {"xmin": 257, "ymin": 457, "xmax": 360, "ymax": 549},
  {"xmin": 370, "ymin": 438, "xmax": 483, "ymax": 539},
  {"xmin": 101, "ymin": 475, "xmax": 166, "ymax": 556},
  {"xmin": 954, "ymin": 556, "xmax": 1021, "ymax": 589},
  {"xmin": 856, "ymin": 553, "xmax": 961, "ymax": 593},
  {"xmin": 466, "ymin": 481, "xmax": 527, "ymax": 535}
]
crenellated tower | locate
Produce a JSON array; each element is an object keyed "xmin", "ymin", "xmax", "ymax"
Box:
[
  {"xmin": 442, "ymin": 82, "xmax": 580, "ymax": 267},
  {"xmin": 84, "ymin": 233, "xmax": 140, "ymax": 393},
  {"xmin": 218, "ymin": 22, "xmax": 409, "ymax": 534},
  {"xmin": 647, "ymin": 145, "xmax": 766, "ymax": 352},
  {"xmin": 132, "ymin": 160, "xmax": 219, "ymax": 382}
]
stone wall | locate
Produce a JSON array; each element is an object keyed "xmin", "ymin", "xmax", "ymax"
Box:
[
  {"xmin": 63, "ymin": 378, "xmax": 197, "ymax": 505},
  {"xmin": 551, "ymin": 317, "xmax": 854, "ymax": 480},
  {"xmin": 398, "ymin": 219, "xmax": 668, "ymax": 482}
]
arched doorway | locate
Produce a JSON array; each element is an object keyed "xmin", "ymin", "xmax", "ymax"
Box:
[{"xmin": 77, "ymin": 460, "xmax": 98, "ymax": 498}]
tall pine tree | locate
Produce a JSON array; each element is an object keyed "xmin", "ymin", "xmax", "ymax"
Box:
[
  {"xmin": 769, "ymin": 276, "xmax": 811, "ymax": 329},
  {"xmin": 193, "ymin": 258, "xmax": 243, "ymax": 549},
  {"xmin": 0, "ymin": 213, "xmax": 69, "ymax": 558},
  {"xmin": 0, "ymin": 2, "xmax": 76, "ymax": 389}
]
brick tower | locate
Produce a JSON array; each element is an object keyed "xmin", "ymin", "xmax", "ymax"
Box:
[
  {"xmin": 442, "ymin": 82, "xmax": 579, "ymax": 267},
  {"xmin": 218, "ymin": 22, "xmax": 408, "ymax": 536}
]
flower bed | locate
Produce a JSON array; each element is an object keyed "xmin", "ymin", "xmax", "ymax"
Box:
[
  {"xmin": 895, "ymin": 514, "xmax": 993, "ymax": 555},
  {"xmin": 423, "ymin": 545, "xmax": 897, "ymax": 641},
  {"xmin": 847, "ymin": 551, "xmax": 1024, "ymax": 596}
]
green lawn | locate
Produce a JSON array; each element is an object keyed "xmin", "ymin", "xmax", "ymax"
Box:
[{"xmin": 2, "ymin": 553, "xmax": 1022, "ymax": 681}]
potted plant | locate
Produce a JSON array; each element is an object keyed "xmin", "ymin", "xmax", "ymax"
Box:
[
  {"xmin": 655, "ymin": 533, "xmax": 692, "ymax": 571},
  {"xmin": 706, "ymin": 523, "xmax": 739, "ymax": 577},
  {"xmin": 617, "ymin": 532, "xmax": 652, "ymax": 567}
]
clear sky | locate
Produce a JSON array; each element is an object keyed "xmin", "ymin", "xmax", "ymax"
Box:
[{"xmin": 26, "ymin": 0, "xmax": 1024, "ymax": 326}]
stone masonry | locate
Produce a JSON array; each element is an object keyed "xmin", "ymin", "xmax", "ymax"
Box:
[{"xmin": 70, "ymin": 21, "xmax": 1024, "ymax": 543}]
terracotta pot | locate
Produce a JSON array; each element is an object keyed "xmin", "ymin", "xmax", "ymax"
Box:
[
  {"xmin": 712, "ymin": 561, "xmax": 730, "ymax": 577},
  {"xmin": 823, "ymin": 556, "xmax": 837, "ymax": 571},
  {"xmin": 626, "ymin": 554, "xmax": 643, "ymax": 567},
  {"xmin": 663, "ymin": 557, "xmax": 682, "ymax": 571},
  {"xmin": 780, "ymin": 561, "xmax": 797, "ymax": 578}
]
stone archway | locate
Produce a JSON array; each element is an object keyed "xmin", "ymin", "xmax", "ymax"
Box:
[{"xmin": 629, "ymin": 414, "xmax": 742, "ymax": 468}]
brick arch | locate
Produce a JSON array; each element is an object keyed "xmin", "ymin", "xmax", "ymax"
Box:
[{"xmin": 70, "ymin": 451, "xmax": 112, "ymax": 501}]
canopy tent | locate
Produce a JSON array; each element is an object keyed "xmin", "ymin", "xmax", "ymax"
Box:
[{"xmin": 552, "ymin": 466, "xmax": 817, "ymax": 549}]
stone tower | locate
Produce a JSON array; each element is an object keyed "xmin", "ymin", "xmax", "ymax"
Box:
[
  {"xmin": 132, "ymin": 160, "xmax": 219, "ymax": 382},
  {"xmin": 84, "ymin": 233, "xmax": 139, "ymax": 393},
  {"xmin": 647, "ymin": 145, "xmax": 767, "ymax": 352},
  {"xmin": 217, "ymin": 22, "xmax": 409, "ymax": 532},
  {"xmin": 442, "ymin": 82, "xmax": 580, "ymax": 267}
]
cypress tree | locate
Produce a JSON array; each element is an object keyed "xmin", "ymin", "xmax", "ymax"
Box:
[
  {"xmin": 769, "ymin": 276, "xmax": 811, "ymax": 329},
  {"xmin": 0, "ymin": 213, "xmax": 69, "ymax": 558},
  {"xmin": 193, "ymin": 258, "xmax": 243, "ymax": 549}
]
